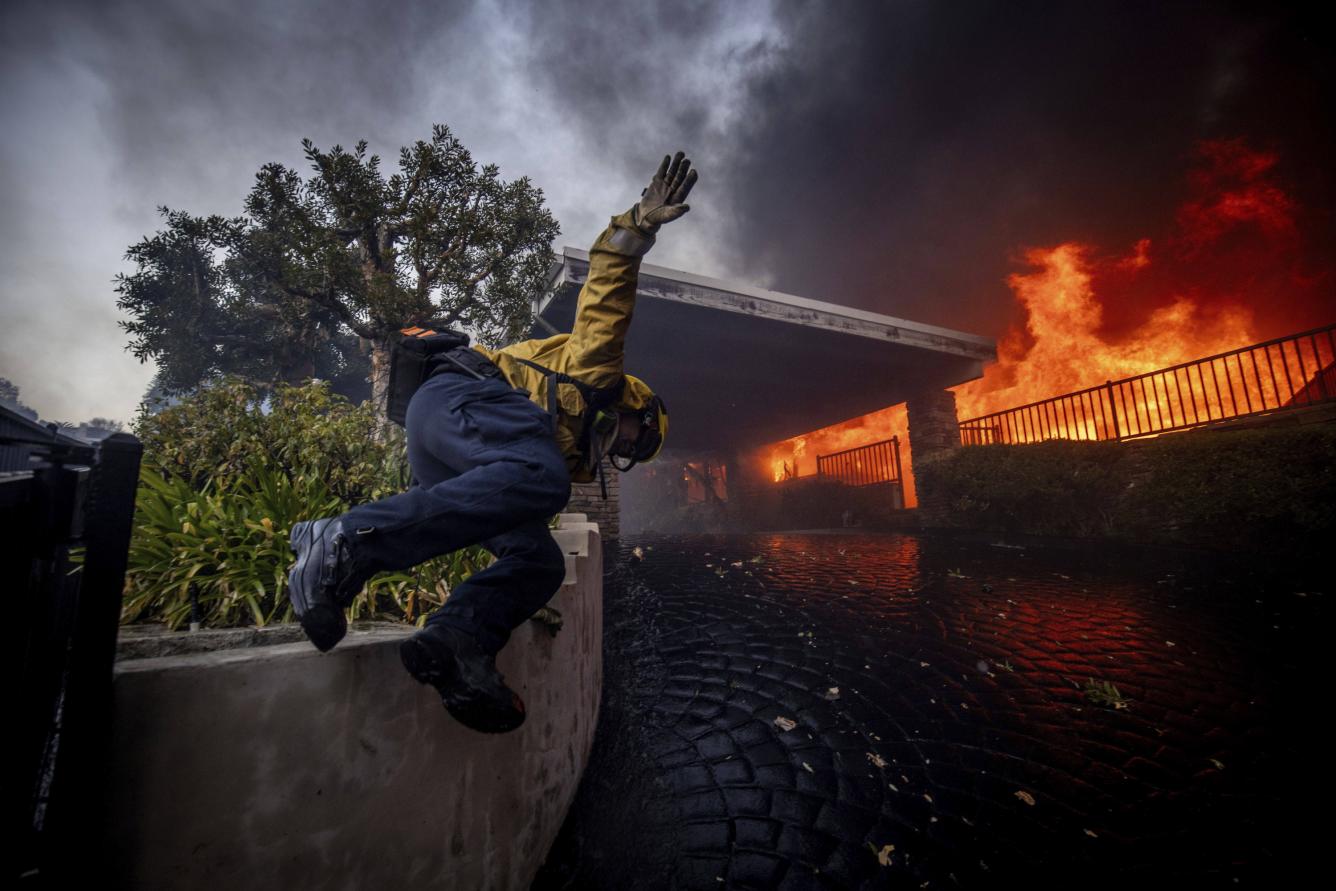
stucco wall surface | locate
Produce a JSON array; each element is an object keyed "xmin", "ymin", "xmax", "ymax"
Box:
[{"xmin": 104, "ymin": 515, "xmax": 602, "ymax": 891}]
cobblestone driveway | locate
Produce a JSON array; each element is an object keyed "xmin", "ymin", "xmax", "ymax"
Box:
[{"xmin": 534, "ymin": 532, "xmax": 1327, "ymax": 890}]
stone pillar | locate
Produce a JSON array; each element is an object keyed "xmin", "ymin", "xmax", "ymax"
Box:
[
  {"xmin": 906, "ymin": 389, "xmax": 961, "ymax": 458},
  {"xmin": 906, "ymin": 389, "xmax": 961, "ymax": 525},
  {"xmin": 566, "ymin": 457, "xmax": 620, "ymax": 540}
]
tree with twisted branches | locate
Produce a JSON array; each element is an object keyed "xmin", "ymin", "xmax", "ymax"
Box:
[{"xmin": 116, "ymin": 125, "xmax": 560, "ymax": 423}]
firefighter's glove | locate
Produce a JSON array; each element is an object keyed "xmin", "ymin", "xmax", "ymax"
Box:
[{"xmin": 634, "ymin": 151, "xmax": 698, "ymax": 233}]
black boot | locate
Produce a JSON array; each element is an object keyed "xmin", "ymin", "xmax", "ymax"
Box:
[
  {"xmin": 399, "ymin": 624, "xmax": 527, "ymax": 734},
  {"xmin": 287, "ymin": 517, "xmax": 372, "ymax": 652}
]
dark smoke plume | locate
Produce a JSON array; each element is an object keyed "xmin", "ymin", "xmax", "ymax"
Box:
[{"xmin": 710, "ymin": 1, "xmax": 1334, "ymax": 337}]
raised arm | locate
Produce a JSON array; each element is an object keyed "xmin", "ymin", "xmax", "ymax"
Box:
[{"xmin": 564, "ymin": 152, "xmax": 698, "ymax": 390}]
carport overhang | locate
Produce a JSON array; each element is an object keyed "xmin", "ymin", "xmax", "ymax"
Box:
[{"xmin": 531, "ymin": 248, "xmax": 997, "ymax": 452}]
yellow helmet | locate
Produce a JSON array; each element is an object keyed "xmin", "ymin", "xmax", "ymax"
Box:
[{"xmin": 614, "ymin": 374, "xmax": 668, "ymax": 465}]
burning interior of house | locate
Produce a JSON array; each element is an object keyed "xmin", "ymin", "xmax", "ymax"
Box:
[{"xmin": 533, "ymin": 249, "xmax": 996, "ymax": 533}]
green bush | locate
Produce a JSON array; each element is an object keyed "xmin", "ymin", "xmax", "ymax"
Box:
[
  {"xmin": 916, "ymin": 424, "xmax": 1336, "ymax": 554},
  {"xmin": 915, "ymin": 440, "xmax": 1124, "ymax": 536},
  {"xmin": 134, "ymin": 376, "xmax": 408, "ymax": 503},
  {"xmin": 125, "ymin": 377, "xmax": 490, "ymax": 629},
  {"xmin": 1121, "ymin": 424, "xmax": 1336, "ymax": 552}
]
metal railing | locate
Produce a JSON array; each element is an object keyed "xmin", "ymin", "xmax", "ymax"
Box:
[
  {"xmin": 817, "ymin": 436, "xmax": 903, "ymax": 488},
  {"xmin": 959, "ymin": 323, "xmax": 1336, "ymax": 445}
]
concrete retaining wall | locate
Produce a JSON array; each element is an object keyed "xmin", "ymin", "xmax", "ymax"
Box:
[{"xmin": 104, "ymin": 514, "xmax": 602, "ymax": 891}]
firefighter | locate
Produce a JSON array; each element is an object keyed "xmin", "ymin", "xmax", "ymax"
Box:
[{"xmin": 287, "ymin": 152, "xmax": 697, "ymax": 733}]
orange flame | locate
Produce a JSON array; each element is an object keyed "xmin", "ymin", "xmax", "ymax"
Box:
[
  {"xmin": 758, "ymin": 404, "xmax": 916, "ymax": 507},
  {"xmin": 756, "ymin": 139, "xmax": 1324, "ymax": 501},
  {"xmin": 954, "ymin": 139, "xmax": 1320, "ymax": 427},
  {"xmin": 952, "ymin": 242, "xmax": 1256, "ymax": 422}
]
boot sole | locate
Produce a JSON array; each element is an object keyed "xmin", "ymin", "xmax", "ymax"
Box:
[{"xmin": 399, "ymin": 636, "xmax": 526, "ymax": 734}]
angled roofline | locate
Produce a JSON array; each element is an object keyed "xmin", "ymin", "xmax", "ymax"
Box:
[{"xmin": 541, "ymin": 247, "xmax": 995, "ymax": 362}]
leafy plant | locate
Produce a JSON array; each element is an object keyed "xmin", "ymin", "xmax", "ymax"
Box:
[
  {"xmin": 123, "ymin": 465, "xmax": 338, "ymax": 628},
  {"xmin": 915, "ymin": 440, "xmax": 1123, "ymax": 536},
  {"xmin": 133, "ymin": 376, "xmax": 408, "ymax": 502},
  {"xmin": 916, "ymin": 424, "xmax": 1335, "ymax": 555},
  {"xmin": 1121, "ymin": 424, "xmax": 1336, "ymax": 553}
]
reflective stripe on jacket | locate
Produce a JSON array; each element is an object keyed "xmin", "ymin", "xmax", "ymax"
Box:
[{"xmin": 473, "ymin": 208, "xmax": 654, "ymax": 483}]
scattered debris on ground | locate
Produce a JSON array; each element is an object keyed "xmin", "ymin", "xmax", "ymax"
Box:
[{"xmin": 1082, "ymin": 678, "xmax": 1129, "ymax": 710}]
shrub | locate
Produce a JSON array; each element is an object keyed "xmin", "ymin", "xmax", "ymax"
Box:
[
  {"xmin": 914, "ymin": 440, "xmax": 1124, "ymax": 536},
  {"xmin": 1120, "ymin": 424, "xmax": 1336, "ymax": 552},
  {"xmin": 125, "ymin": 377, "xmax": 490, "ymax": 629},
  {"xmin": 134, "ymin": 375, "xmax": 410, "ymax": 503},
  {"xmin": 915, "ymin": 423, "xmax": 1336, "ymax": 554}
]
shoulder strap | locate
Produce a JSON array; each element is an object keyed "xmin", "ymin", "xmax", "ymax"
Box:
[
  {"xmin": 514, "ymin": 357, "xmax": 624, "ymax": 415},
  {"xmin": 514, "ymin": 357, "xmax": 625, "ymax": 491}
]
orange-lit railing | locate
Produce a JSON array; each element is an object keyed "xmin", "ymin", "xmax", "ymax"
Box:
[
  {"xmin": 817, "ymin": 436, "xmax": 903, "ymax": 488},
  {"xmin": 959, "ymin": 322, "xmax": 1336, "ymax": 445}
]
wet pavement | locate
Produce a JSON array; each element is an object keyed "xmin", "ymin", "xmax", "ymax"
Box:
[{"xmin": 532, "ymin": 532, "xmax": 1328, "ymax": 890}]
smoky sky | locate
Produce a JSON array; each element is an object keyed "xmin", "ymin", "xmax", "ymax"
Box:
[
  {"xmin": 1, "ymin": 0, "xmax": 1331, "ymax": 424},
  {"xmin": 712, "ymin": 1, "xmax": 1335, "ymax": 338}
]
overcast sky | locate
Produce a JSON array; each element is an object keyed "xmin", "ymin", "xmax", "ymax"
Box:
[{"xmin": 2, "ymin": 0, "xmax": 1331, "ymax": 424}]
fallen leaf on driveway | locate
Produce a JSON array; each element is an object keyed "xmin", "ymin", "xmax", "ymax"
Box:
[
  {"xmin": 774, "ymin": 716, "xmax": 797, "ymax": 732},
  {"xmin": 1014, "ymin": 790, "xmax": 1036, "ymax": 806}
]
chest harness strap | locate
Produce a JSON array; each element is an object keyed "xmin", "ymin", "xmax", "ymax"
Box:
[{"xmin": 513, "ymin": 357, "xmax": 625, "ymax": 500}]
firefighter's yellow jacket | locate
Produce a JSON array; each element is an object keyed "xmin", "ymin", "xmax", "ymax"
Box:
[{"xmin": 473, "ymin": 208, "xmax": 657, "ymax": 483}]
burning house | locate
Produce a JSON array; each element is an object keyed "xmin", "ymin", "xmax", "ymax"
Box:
[
  {"xmin": 530, "ymin": 250, "xmax": 996, "ymax": 534},
  {"xmin": 529, "ymin": 136, "xmax": 1334, "ymax": 539}
]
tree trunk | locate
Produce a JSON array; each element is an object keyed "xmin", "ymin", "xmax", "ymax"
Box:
[{"xmin": 369, "ymin": 336, "xmax": 394, "ymax": 439}]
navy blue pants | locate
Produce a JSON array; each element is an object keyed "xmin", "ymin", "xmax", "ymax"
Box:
[{"xmin": 340, "ymin": 371, "xmax": 572, "ymax": 655}]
